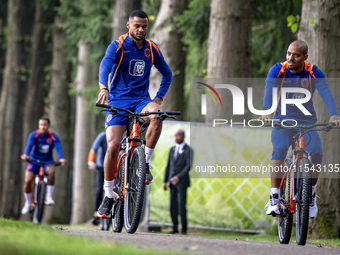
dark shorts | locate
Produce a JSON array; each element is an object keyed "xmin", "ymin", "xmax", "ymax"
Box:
[
  {"xmin": 26, "ymin": 161, "xmax": 54, "ymax": 175},
  {"xmin": 105, "ymin": 98, "xmax": 153, "ymax": 126},
  {"xmin": 271, "ymin": 127, "xmax": 323, "ymax": 164}
]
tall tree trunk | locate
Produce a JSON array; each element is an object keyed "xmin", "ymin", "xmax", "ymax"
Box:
[
  {"xmin": 206, "ymin": 0, "xmax": 252, "ymax": 123},
  {"xmin": 0, "ymin": 0, "xmax": 35, "ymax": 217},
  {"xmin": 43, "ymin": 15, "xmax": 72, "ymax": 224},
  {"xmin": 149, "ymin": 0, "xmax": 187, "ymax": 115},
  {"xmin": 297, "ymin": 0, "xmax": 319, "ymax": 64},
  {"xmin": 0, "ymin": 0, "xmax": 7, "ymax": 93},
  {"xmin": 112, "ymin": 0, "xmax": 141, "ymax": 40},
  {"xmin": 0, "ymin": 0, "xmax": 8, "ymax": 195},
  {"xmin": 298, "ymin": 0, "xmax": 340, "ymax": 237},
  {"xmin": 70, "ymin": 40, "xmax": 96, "ymax": 224},
  {"xmin": 21, "ymin": 5, "xmax": 55, "ymax": 214},
  {"xmin": 22, "ymin": 3, "xmax": 54, "ymax": 146}
]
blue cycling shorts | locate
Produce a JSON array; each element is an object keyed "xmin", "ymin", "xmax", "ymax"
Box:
[
  {"xmin": 105, "ymin": 98, "xmax": 153, "ymax": 126},
  {"xmin": 26, "ymin": 161, "xmax": 54, "ymax": 175},
  {"xmin": 271, "ymin": 127, "xmax": 323, "ymax": 164}
]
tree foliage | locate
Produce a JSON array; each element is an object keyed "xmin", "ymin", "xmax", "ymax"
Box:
[
  {"xmin": 57, "ymin": 0, "xmax": 115, "ymax": 63},
  {"xmin": 175, "ymin": 0, "xmax": 210, "ymax": 79},
  {"xmin": 251, "ymin": 0, "xmax": 302, "ymax": 77}
]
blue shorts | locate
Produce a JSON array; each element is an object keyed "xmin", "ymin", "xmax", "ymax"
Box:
[
  {"xmin": 26, "ymin": 161, "xmax": 54, "ymax": 175},
  {"xmin": 105, "ymin": 98, "xmax": 153, "ymax": 126},
  {"xmin": 271, "ymin": 127, "xmax": 323, "ymax": 164}
]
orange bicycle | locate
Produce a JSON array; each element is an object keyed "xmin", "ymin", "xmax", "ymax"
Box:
[
  {"xmin": 275, "ymin": 122, "xmax": 339, "ymax": 245},
  {"xmin": 26, "ymin": 158, "xmax": 61, "ymax": 224},
  {"xmin": 96, "ymin": 103, "xmax": 180, "ymax": 233}
]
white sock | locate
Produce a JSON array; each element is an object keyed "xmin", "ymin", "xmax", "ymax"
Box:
[
  {"xmin": 271, "ymin": 187, "xmax": 280, "ymax": 198},
  {"xmin": 24, "ymin": 193, "xmax": 32, "ymax": 205},
  {"xmin": 104, "ymin": 180, "xmax": 115, "ymax": 198},
  {"xmin": 312, "ymin": 185, "xmax": 316, "ymax": 195},
  {"xmin": 46, "ymin": 185, "xmax": 54, "ymax": 199},
  {"xmin": 145, "ymin": 146, "xmax": 154, "ymax": 164}
]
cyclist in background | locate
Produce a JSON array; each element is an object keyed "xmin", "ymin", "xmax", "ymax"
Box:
[
  {"xmin": 96, "ymin": 10, "xmax": 172, "ymax": 218},
  {"xmin": 21, "ymin": 118, "xmax": 66, "ymax": 214},
  {"xmin": 88, "ymin": 131, "xmax": 107, "ymax": 225},
  {"xmin": 262, "ymin": 40, "xmax": 340, "ymax": 218}
]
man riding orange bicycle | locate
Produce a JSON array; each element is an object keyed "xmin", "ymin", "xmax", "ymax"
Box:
[
  {"xmin": 262, "ymin": 40, "xmax": 340, "ymax": 218},
  {"xmin": 21, "ymin": 118, "xmax": 66, "ymax": 214},
  {"xmin": 96, "ymin": 10, "xmax": 173, "ymax": 218}
]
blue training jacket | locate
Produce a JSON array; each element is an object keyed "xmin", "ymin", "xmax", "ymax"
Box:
[
  {"xmin": 99, "ymin": 33, "xmax": 172, "ymax": 101},
  {"xmin": 88, "ymin": 132, "xmax": 107, "ymax": 168},
  {"xmin": 24, "ymin": 130, "xmax": 64, "ymax": 161},
  {"xmin": 263, "ymin": 61, "xmax": 338, "ymax": 124}
]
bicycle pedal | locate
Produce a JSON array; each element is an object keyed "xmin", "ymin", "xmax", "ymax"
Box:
[
  {"xmin": 279, "ymin": 204, "xmax": 288, "ymax": 217},
  {"xmin": 99, "ymin": 214, "xmax": 111, "ymax": 219}
]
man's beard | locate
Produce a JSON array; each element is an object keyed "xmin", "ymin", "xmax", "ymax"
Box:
[{"xmin": 130, "ymin": 31, "xmax": 145, "ymax": 41}]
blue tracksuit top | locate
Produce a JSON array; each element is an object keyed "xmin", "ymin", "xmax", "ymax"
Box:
[
  {"xmin": 263, "ymin": 61, "xmax": 338, "ymax": 124},
  {"xmin": 88, "ymin": 132, "xmax": 107, "ymax": 168},
  {"xmin": 99, "ymin": 33, "xmax": 172, "ymax": 101},
  {"xmin": 24, "ymin": 130, "xmax": 64, "ymax": 161}
]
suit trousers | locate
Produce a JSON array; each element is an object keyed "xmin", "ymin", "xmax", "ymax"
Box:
[
  {"xmin": 170, "ymin": 184, "xmax": 188, "ymax": 233},
  {"xmin": 94, "ymin": 167, "xmax": 104, "ymax": 212}
]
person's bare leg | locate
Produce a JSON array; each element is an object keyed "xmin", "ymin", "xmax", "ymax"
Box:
[
  {"xmin": 270, "ymin": 160, "xmax": 284, "ymax": 188},
  {"xmin": 22, "ymin": 171, "xmax": 35, "ymax": 214},
  {"xmin": 104, "ymin": 125, "xmax": 126, "ymax": 181},
  {"xmin": 24, "ymin": 171, "xmax": 35, "ymax": 194},
  {"xmin": 98, "ymin": 125, "xmax": 126, "ymax": 217},
  {"xmin": 141, "ymin": 102, "xmax": 163, "ymax": 149},
  {"xmin": 46, "ymin": 165, "xmax": 55, "ymax": 185},
  {"xmin": 45, "ymin": 165, "xmax": 56, "ymax": 204},
  {"xmin": 312, "ymin": 167, "xmax": 319, "ymax": 186}
]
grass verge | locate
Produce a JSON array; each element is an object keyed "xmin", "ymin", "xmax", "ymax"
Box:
[{"xmin": 0, "ymin": 218, "xmax": 178, "ymax": 255}]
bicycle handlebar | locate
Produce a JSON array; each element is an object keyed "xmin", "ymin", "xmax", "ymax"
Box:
[
  {"xmin": 95, "ymin": 103, "xmax": 181, "ymax": 117},
  {"xmin": 271, "ymin": 121, "xmax": 339, "ymax": 131},
  {"xmin": 27, "ymin": 158, "xmax": 61, "ymax": 166}
]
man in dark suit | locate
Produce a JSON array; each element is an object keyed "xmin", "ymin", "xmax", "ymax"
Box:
[{"xmin": 163, "ymin": 129, "xmax": 193, "ymax": 235}]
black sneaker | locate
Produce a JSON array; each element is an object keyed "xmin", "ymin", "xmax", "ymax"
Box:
[
  {"xmin": 145, "ymin": 163, "xmax": 153, "ymax": 184},
  {"xmin": 97, "ymin": 196, "xmax": 114, "ymax": 219},
  {"xmin": 91, "ymin": 217, "xmax": 100, "ymax": 225}
]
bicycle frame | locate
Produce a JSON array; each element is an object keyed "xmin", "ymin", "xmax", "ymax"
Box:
[
  {"xmin": 116, "ymin": 118, "xmax": 146, "ymax": 200},
  {"xmin": 274, "ymin": 122, "xmax": 339, "ymax": 245},
  {"xmin": 96, "ymin": 102, "xmax": 180, "ymax": 232},
  {"xmin": 281, "ymin": 135, "xmax": 312, "ymax": 214}
]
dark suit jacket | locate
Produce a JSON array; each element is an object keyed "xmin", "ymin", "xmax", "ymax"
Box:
[{"xmin": 164, "ymin": 144, "xmax": 193, "ymax": 188}]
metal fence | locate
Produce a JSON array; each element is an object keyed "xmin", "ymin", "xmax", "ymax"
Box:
[{"xmin": 147, "ymin": 121, "xmax": 274, "ymax": 232}]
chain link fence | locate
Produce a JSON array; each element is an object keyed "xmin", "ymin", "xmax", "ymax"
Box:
[{"xmin": 148, "ymin": 121, "xmax": 274, "ymax": 232}]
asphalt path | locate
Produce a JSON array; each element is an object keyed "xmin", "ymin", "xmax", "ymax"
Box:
[{"xmin": 63, "ymin": 229, "xmax": 340, "ymax": 255}]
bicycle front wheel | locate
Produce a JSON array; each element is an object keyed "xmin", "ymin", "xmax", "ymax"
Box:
[
  {"xmin": 33, "ymin": 180, "xmax": 46, "ymax": 224},
  {"xmin": 112, "ymin": 150, "xmax": 125, "ymax": 233},
  {"xmin": 100, "ymin": 218, "xmax": 111, "ymax": 231},
  {"xmin": 124, "ymin": 147, "xmax": 146, "ymax": 233},
  {"xmin": 278, "ymin": 158, "xmax": 293, "ymax": 244},
  {"xmin": 295, "ymin": 158, "xmax": 312, "ymax": 245}
]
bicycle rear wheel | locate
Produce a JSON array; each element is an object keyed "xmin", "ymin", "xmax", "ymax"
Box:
[
  {"xmin": 112, "ymin": 150, "xmax": 125, "ymax": 233},
  {"xmin": 278, "ymin": 158, "xmax": 293, "ymax": 244},
  {"xmin": 124, "ymin": 147, "xmax": 146, "ymax": 233},
  {"xmin": 295, "ymin": 158, "xmax": 312, "ymax": 245},
  {"xmin": 33, "ymin": 180, "xmax": 46, "ymax": 224}
]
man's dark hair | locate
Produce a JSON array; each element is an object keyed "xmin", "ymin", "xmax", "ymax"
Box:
[
  {"xmin": 129, "ymin": 10, "xmax": 148, "ymax": 20},
  {"xmin": 39, "ymin": 117, "xmax": 50, "ymax": 125}
]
